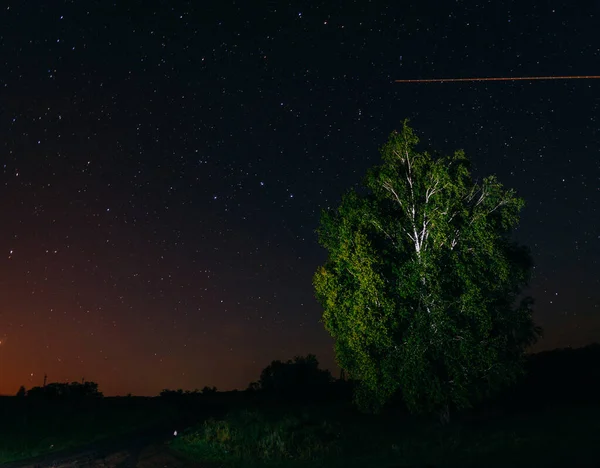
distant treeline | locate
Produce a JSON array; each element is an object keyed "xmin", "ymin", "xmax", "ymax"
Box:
[
  {"xmin": 159, "ymin": 354, "xmax": 345, "ymax": 403},
  {"xmin": 13, "ymin": 345, "xmax": 600, "ymax": 412},
  {"xmin": 160, "ymin": 386, "xmax": 218, "ymax": 398},
  {"xmin": 15, "ymin": 381, "xmax": 102, "ymax": 400},
  {"xmin": 498, "ymin": 343, "xmax": 600, "ymax": 409}
]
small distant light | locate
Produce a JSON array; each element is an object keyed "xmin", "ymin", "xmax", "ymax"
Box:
[{"xmin": 174, "ymin": 430, "xmax": 178, "ymax": 436}]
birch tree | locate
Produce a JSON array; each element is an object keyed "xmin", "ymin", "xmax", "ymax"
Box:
[{"xmin": 313, "ymin": 121, "xmax": 540, "ymax": 418}]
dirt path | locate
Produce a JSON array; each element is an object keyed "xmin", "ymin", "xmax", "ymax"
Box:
[
  {"xmin": 6, "ymin": 443, "xmax": 204, "ymax": 468},
  {"xmin": 2, "ymin": 426, "xmax": 211, "ymax": 468}
]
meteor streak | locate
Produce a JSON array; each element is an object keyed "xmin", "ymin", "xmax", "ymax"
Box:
[{"xmin": 395, "ymin": 75, "xmax": 600, "ymax": 83}]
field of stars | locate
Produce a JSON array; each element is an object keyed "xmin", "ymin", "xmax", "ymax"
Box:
[{"xmin": 0, "ymin": 1, "xmax": 598, "ymax": 396}]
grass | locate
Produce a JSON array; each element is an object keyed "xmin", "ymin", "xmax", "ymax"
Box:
[
  {"xmin": 171, "ymin": 406, "xmax": 343, "ymax": 467},
  {"xmin": 171, "ymin": 402, "xmax": 600, "ymax": 467},
  {"xmin": 3, "ymin": 393, "xmax": 599, "ymax": 467}
]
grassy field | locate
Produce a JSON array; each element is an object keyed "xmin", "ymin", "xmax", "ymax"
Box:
[
  {"xmin": 170, "ymin": 401, "xmax": 600, "ymax": 468},
  {"xmin": 0, "ymin": 396, "xmax": 180, "ymax": 464},
  {"xmin": 3, "ymin": 347, "xmax": 600, "ymax": 468},
  {"xmin": 1, "ymin": 392, "xmax": 599, "ymax": 467}
]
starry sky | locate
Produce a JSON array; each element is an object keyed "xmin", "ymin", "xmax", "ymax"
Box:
[{"xmin": 0, "ymin": 1, "xmax": 598, "ymax": 396}]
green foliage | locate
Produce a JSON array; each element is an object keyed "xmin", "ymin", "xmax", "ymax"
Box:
[
  {"xmin": 314, "ymin": 120, "xmax": 540, "ymax": 415},
  {"xmin": 171, "ymin": 402, "xmax": 600, "ymax": 468},
  {"xmin": 173, "ymin": 409, "xmax": 342, "ymax": 465}
]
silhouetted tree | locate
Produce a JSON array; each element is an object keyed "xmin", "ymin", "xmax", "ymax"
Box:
[
  {"xmin": 72, "ymin": 381, "xmax": 103, "ymax": 398},
  {"xmin": 160, "ymin": 388, "xmax": 204, "ymax": 399},
  {"xmin": 16, "ymin": 385, "xmax": 26, "ymax": 397},
  {"xmin": 202, "ymin": 386, "xmax": 217, "ymax": 395},
  {"xmin": 258, "ymin": 354, "xmax": 333, "ymax": 401},
  {"xmin": 246, "ymin": 381, "xmax": 261, "ymax": 393},
  {"xmin": 160, "ymin": 388, "xmax": 185, "ymax": 399},
  {"xmin": 314, "ymin": 121, "xmax": 540, "ymax": 419},
  {"xmin": 26, "ymin": 381, "xmax": 102, "ymax": 399}
]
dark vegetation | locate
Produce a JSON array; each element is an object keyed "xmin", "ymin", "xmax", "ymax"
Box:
[
  {"xmin": 0, "ymin": 381, "xmax": 219, "ymax": 464},
  {"xmin": 1, "ymin": 345, "xmax": 600, "ymax": 466},
  {"xmin": 169, "ymin": 346, "xmax": 600, "ymax": 467}
]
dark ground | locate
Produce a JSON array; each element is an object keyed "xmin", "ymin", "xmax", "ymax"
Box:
[
  {"xmin": 4, "ymin": 345, "xmax": 600, "ymax": 467},
  {"xmin": 1, "ymin": 424, "xmax": 204, "ymax": 468}
]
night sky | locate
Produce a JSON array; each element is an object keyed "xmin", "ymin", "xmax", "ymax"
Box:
[{"xmin": 1, "ymin": 1, "xmax": 598, "ymax": 396}]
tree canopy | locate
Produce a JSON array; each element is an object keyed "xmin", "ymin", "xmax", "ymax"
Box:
[
  {"xmin": 313, "ymin": 121, "xmax": 540, "ymax": 417},
  {"xmin": 258, "ymin": 354, "xmax": 333, "ymax": 400}
]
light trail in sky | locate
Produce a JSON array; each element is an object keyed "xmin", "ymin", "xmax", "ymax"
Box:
[{"xmin": 394, "ymin": 75, "xmax": 600, "ymax": 83}]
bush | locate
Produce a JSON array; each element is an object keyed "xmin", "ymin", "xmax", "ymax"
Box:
[{"xmin": 174, "ymin": 408, "xmax": 343, "ymax": 464}]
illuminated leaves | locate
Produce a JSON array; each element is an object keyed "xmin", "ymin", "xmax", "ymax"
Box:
[{"xmin": 314, "ymin": 121, "xmax": 539, "ymax": 415}]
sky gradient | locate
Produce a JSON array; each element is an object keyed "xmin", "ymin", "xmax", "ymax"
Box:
[{"xmin": 1, "ymin": 1, "xmax": 598, "ymax": 396}]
